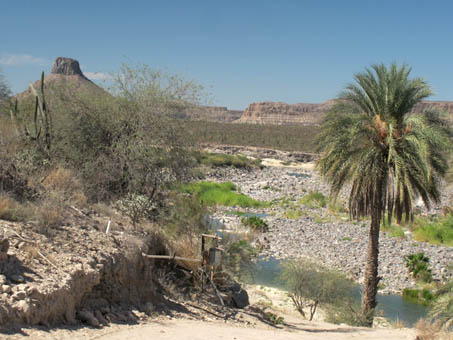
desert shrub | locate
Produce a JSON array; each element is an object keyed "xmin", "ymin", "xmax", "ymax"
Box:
[
  {"xmin": 414, "ymin": 319, "xmax": 443, "ymax": 340},
  {"xmin": 241, "ymin": 216, "xmax": 268, "ymax": 232},
  {"xmin": 298, "ymin": 191, "xmax": 327, "ymax": 209},
  {"xmin": 34, "ymin": 200, "xmax": 64, "ymax": 236},
  {"xmin": 405, "ymin": 252, "xmax": 433, "ymax": 283},
  {"xmin": 324, "ymin": 303, "xmax": 368, "ymax": 327},
  {"xmin": 222, "ymin": 239, "xmax": 258, "ymax": 282},
  {"xmin": 115, "ymin": 193, "xmax": 155, "ymax": 229},
  {"xmin": 281, "ymin": 259, "xmax": 359, "ymax": 322},
  {"xmin": 42, "ymin": 167, "xmax": 86, "ymax": 206},
  {"xmin": 413, "ymin": 216, "xmax": 453, "ymax": 246},
  {"xmin": 181, "ymin": 181, "xmax": 268, "ymax": 207},
  {"xmin": 0, "ymin": 194, "xmax": 29, "ymax": 222},
  {"xmin": 157, "ymin": 193, "xmax": 209, "ymax": 261}
]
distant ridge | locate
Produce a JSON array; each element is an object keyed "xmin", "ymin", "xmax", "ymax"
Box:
[
  {"xmin": 236, "ymin": 99, "xmax": 453, "ymax": 125},
  {"xmin": 12, "ymin": 57, "xmax": 453, "ymax": 125}
]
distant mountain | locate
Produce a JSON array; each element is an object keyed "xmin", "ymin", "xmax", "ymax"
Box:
[
  {"xmin": 16, "ymin": 57, "xmax": 108, "ymax": 103},
  {"xmin": 12, "ymin": 57, "xmax": 453, "ymax": 126}
]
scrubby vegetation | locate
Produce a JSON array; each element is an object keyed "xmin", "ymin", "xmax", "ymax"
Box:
[
  {"xmin": 180, "ymin": 181, "xmax": 268, "ymax": 208},
  {"xmin": 187, "ymin": 120, "xmax": 319, "ymax": 152},
  {"xmin": 412, "ymin": 216, "xmax": 453, "ymax": 246},
  {"xmin": 0, "ymin": 63, "xmax": 206, "ymax": 237}
]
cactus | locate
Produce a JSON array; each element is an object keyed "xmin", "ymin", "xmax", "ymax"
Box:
[{"xmin": 10, "ymin": 72, "xmax": 52, "ymax": 156}]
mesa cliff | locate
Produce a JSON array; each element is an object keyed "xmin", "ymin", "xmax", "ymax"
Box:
[{"xmin": 236, "ymin": 100, "xmax": 453, "ymax": 125}]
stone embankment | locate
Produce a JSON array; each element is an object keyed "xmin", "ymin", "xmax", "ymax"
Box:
[{"xmin": 208, "ymin": 166, "xmax": 453, "ymax": 295}]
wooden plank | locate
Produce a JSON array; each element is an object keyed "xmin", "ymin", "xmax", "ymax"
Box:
[
  {"xmin": 201, "ymin": 233, "xmax": 222, "ymax": 240},
  {"xmin": 141, "ymin": 253, "xmax": 201, "ymax": 263}
]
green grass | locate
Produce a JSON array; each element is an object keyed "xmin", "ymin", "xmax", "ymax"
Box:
[
  {"xmin": 298, "ymin": 191, "xmax": 327, "ymax": 209},
  {"xmin": 181, "ymin": 181, "xmax": 268, "ymax": 208},
  {"xmin": 402, "ymin": 288, "xmax": 435, "ymax": 306},
  {"xmin": 413, "ymin": 216, "xmax": 453, "ymax": 246},
  {"xmin": 198, "ymin": 152, "xmax": 262, "ymax": 169},
  {"xmin": 381, "ymin": 224, "xmax": 406, "ymax": 238},
  {"xmin": 241, "ymin": 216, "xmax": 268, "ymax": 231}
]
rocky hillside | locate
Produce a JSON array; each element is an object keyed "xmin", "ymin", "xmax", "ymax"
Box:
[
  {"xmin": 236, "ymin": 100, "xmax": 338, "ymax": 125},
  {"xmin": 180, "ymin": 105, "xmax": 242, "ymax": 122},
  {"xmin": 236, "ymin": 100, "xmax": 453, "ymax": 125}
]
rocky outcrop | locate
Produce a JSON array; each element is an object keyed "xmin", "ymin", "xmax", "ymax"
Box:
[
  {"xmin": 181, "ymin": 105, "xmax": 243, "ymax": 122},
  {"xmin": 237, "ymin": 100, "xmax": 338, "ymax": 125},
  {"xmin": 412, "ymin": 100, "xmax": 453, "ymax": 116},
  {"xmin": 51, "ymin": 57, "xmax": 86, "ymax": 78},
  {"xmin": 237, "ymin": 100, "xmax": 453, "ymax": 125}
]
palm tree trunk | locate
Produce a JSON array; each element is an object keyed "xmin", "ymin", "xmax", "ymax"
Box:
[{"xmin": 361, "ymin": 187, "xmax": 382, "ymax": 326}]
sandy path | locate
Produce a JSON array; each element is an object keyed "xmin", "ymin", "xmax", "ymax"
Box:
[
  {"xmin": 94, "ymin": 319, "xmax": 415, "ymax": 340},
  {"xmin": 3, "ymin": 318, "xmax": 416, "ymax": 340}
]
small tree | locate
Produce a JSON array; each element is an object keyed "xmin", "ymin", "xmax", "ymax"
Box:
[
  {"xmin": 281, "ymin": 259, "xmax": 357, "ymax": 321},
  {"xmin": 115, "ymin": 193, "xmax": 154, "ymax": 229}
]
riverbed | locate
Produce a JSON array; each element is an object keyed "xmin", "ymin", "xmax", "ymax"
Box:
[{"xmin": 206, "ymin": 164, "xmax": 453, "ymax": 325}]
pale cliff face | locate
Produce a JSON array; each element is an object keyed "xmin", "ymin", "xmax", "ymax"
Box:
[{"xmin": 236, "ymin": 100, "xmax": 453, "ymax": 125}]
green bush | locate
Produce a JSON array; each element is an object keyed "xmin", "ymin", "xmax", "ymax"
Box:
[
  {"xmin": 181, "ymin": 181, "xmax": 268, "ymax": 208},
  {"xmin": 298, "ymin": 191, "xmax": 327, "ymax": 209},
  {"xmin": 413, "ymin": 216, "xmax": 453, "ymax": 246},
  {"xmin": 241, "ymin": 215, "xmax": 268, "ymax": 232},
  {"xmin": 405, "ymin": 252, "xmax": 433, "ymax": 283},
  {"xmin": 281, "ymin": 259, "xmax": 360, "ymax": 322},
  {"xmin": 222, "ymin": 239, "xmax": 258, "ymax": 281}
]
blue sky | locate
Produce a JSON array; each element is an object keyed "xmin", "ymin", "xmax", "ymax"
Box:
[{"xmin": 1, "ymin": 0, "xmax": 453, "ymax": 109}]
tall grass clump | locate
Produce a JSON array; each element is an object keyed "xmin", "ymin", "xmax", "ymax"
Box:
[
  {"xmin": 413, "ymin": 216, "xmax": 453, "ymax": 246},
  {"xmin": 181, "ymin": 181, "xmax": 268, "ymax": 207},
  {"xmin": 298, "ymin": 191, "xmax": 327, "ymax": 209}
]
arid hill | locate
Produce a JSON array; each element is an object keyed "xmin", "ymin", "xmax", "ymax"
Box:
[{"xmin": 16, "ymin": 57, "xmax": 108, "ymax": 102}]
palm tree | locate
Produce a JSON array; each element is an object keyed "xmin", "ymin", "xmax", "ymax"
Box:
[{"xmin": 316, "ymin": 63, "xmax": 450, "ymax": 325}]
